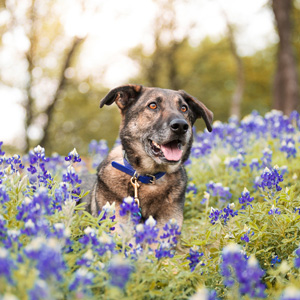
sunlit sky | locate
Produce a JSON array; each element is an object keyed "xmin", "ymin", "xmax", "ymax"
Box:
[{"xmin": 0, "ymin": 0, "xmax": 275, "ymax": 149}]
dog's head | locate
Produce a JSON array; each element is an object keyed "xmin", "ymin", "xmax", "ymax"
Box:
[{"xmin": 100, "ymin": 84, "xmax": 213, "ymax": 174}]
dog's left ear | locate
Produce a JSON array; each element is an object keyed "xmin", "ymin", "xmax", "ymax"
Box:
[
  {"xmin": 178, "ymin": 90, "xmax": 213, "ymax": 132},
  {"xmin": 100, "ymin": 84, "xmax": 143, "ymax": 110}
]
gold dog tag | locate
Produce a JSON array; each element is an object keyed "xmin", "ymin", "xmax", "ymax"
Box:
[{"xmin": 130, "ymin": 177, "xmax": 140, "ymax": 207}]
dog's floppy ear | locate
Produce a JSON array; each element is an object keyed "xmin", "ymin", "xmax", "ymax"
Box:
[
  {"xmin": 100, "ymin": 84, "xmax": 143, "ymax": 110},
  {"xmin": 179, "ymin": 90, "xmax": 213, "ymax": 132}
]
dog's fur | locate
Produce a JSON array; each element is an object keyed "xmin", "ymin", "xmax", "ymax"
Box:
[{"xmin": 80, "ymin": 84, "xmax": 213, "ymax": 232}]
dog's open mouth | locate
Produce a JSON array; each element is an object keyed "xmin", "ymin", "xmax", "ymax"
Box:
[{"xmin": 149, "ymin": 139, "xmax": 183, "ymax": 162}]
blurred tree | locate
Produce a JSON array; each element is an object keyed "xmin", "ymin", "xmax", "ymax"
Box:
[
  {"xmin": 0, "ymin": 0, "xmax": 91, "ymax": 153},
  {"xmin": 44, "ymin": 82, "xmax": 120, "ymax": 155},
  {"xmin": 224, "ymin": 15, "xmax": 244, "ymax": 120},
  {"xmin": 272, "ymin": 0, "xmax": 299, "ymax": 114}
]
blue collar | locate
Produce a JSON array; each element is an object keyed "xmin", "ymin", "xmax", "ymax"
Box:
[{"xmin": 111, "ymin": 158, "xmax": 166, "ymax": 184}]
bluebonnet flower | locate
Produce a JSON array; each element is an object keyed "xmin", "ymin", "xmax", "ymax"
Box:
[
  {"xmin": 279, "ymin": 286, "xmax": 300, "ymax": 300},
  {"xmin": 0, "ymin": 215, "xmax": 7, "ymax": 240},
  {"xmin": 224, "ymin": 154, "xmax": 246, "ymax": 172},
  {"xmin": 240, "ymin": 111, "xmax": 266, "ymax": 137},
  {"xmin": 268, "ymin": 205, "xmax": 281, "ymax": 215},
  {"xmin": 155, "ymin": 219, "xmax": 181, "ymax": 259},
  {"xmin": 27, "ymin": 146, "xmax": 52, "ymax": 188},
  {"xmin": 261, "ymin": 148, "xmax": 272, "ymax": 169},
  {"xmin": 0, "ymin": 247, "xmax": 16, "ymax": 283},
  {"xmin": 221, "ymin": 244, "xmax": 266, "ymax": 298},
  {"xmin": 69, "ymin": 267, "xmax": 94, "ymax": 292},
  {"xmin": 241, "ymin": 225, "xmax": 254, "ymax": 243},
  {"xmin": 271, "ymin": 255, "xmax": 281, "ymax": 267},
  {"xmin": 209, "ymin": 204, "xmax": 238, "ymax": 225},
  {"xmin": 294, "ymin": 207, "xmax": 300, "ymax": 215},
  {"xmin": 62, "ymin": 166, "xmax": 82, "ymax": 201},
  {"xmin": 95, "ymin": 233, "xmax": 116, "ymax": 256},
  {"xmin": 29, "ymin": 280, "xmax": 50, "ymax": 300},
  {"xmin": 191, "ymin": 139, "xmax": 213, "ymax": 157},
  {"xmin": 107, "ymin": 256, "xmax": 134, "ymax": 289},
  {"xmin": 239, "ymin": 188, "xmax": 254, "ymax": 209},
  {"xmin": 78, "ymin": 228, "xmax": 115, "ymax": 256},
  {"xmin": 65, "ymin": 148, "xmax": 81, "ymax": 164},
  {"xmin": 0, "ymin": 141, "xmax": 5, "ymax": 156},
  {"xmin": 187, "ymin": 245, "xmax": 204, "ymax": 272},
  {"xmin": 78, "ymin": 227, "xmax": 99, "ymax": 247},
  {"xmin": 222, "ymin": 203, "xmax": 238, "ymax": 223},
  {"xmin": 160, "ymin": 218, "xmax": 181, "ymax": 244},
  {"xmin": 45, "ymin": 152, "xmax": 65, "ymax": 173},
  {"xmin": 99, "ymin": 202, "xmax": 116, "ymax": 230},
  {"xmin": 249, "ymin": 158, "xmax": 260, "ymax": 172},
  {"xmin": 259, "ymin": 166, "xmax": 283, "ymax": 192},
  {"xmin": 209, "ymin": 207, "xmax": 222, "ymax": 225},
  {"xmin": 294, "ymin": 246, "xmax": 300, "ymax": 268},
  {"xmin": 206, "ymin": 181, "xmax": 232, "ymax": 202},
  {"xmin": 134, "ymin": 216, "xmax": 159, "ymax": 245},
  {"xmin": 24, "ymin": 237, "xmax": 66, "ymax": 280},
  {"xmin": 280, "ymin": 138, "xmax": 297, "ymax": 158},
  {"xmin": 2, "ymin": 229, "xmax": 21, "ymax": 250},
  {"xmin": 119, "ymin": 197, "xmax": 141, "ymax": 225},
  {"xmin": 201, "ymin": 191, "xmax": 210, "ymax": 204},
  {"xmin": 0, "ymin": 187, "xmax": 9, "ymax": 205},
  {"xmin": 17, "ymin": 190, "xmax": 53, "ymax": 227},
  {"xmin": 186, "ymin": 182, "xmax": 197, "ymax": 195},
  {"xmin": 76, "ymin": 249, "xmax": 94, "ymax": 267},
  {"xmin": 5, "ymin": 154, "xmax": 24, "ymax": 173},
  {"xmin": 155, "ymin": 241, "xmax": 175, "ymax": 260},
  {"xmin": 88, "ymin": 139, "xmax": 109, "ymax": 168}
]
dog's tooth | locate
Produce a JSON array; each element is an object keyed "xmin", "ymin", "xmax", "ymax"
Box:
[{"xmin": 152, "ymin": 141, "xmax": 161, "ymax": 149}]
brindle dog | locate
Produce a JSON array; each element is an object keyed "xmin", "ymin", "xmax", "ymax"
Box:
[{"xmin": 80, "ymin": 84, "xmax": 213, "ymax": 233}]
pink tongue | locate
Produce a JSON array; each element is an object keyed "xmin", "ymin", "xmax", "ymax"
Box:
[{"xmin": 161, "ymin": 143, "xmax": 183, "ymax": 161}]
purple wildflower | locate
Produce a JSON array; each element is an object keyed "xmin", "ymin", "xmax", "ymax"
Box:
[
  {"xmin": 119, "ymin": 197, "xmax": 141, "ymax": 225},
  {"xmin": 239, "ymin": 188, "xmax": 254, "ymax": 209},
  {"xmin": 134, "ymin": 216, "xmax": 159, "ymax": 245},
  {"xmin": 65, "ymin": 148, "xmax": 81, "ymax": 163},
  {"xmin": 0, "ymin": 247, "xmax": 15, "ymax": 283},
  {"xmin": 221, "ymin": 244, "xmax": 266, "ymax": 298},
  {"xmin": 69, "ymin": 267, "xmax": 94, "ymax": 292},
  {"xmin": 107, "ymin": 256, "xmax": 134, "ymax": 289},
  {"xmin": 259, "ymin": 166, "xmax": 283, "ymax": 192},
  {"xmin": 294, "ymin": 246, "xmax": 300, "ymax": 268},
  {"xmin": 268, "ymin": 205, "xmax": 281, "ymax": 215},
  {"xmin": 187, "ymin": 246, "xmax": 204, "ymax": 272}
]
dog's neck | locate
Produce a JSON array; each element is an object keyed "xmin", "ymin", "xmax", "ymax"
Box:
[{"xmin": 110, "ymin": 151, "xmax": 166, "ymax": 184}]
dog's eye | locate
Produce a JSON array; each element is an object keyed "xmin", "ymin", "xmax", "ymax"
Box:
[
  {"xmin": 181, "ymin": 105, "xmax": 188, "ymax": 112},
  {"xmin": 148, "ymin": 102, "xmax": 157, "ymax": 110}
]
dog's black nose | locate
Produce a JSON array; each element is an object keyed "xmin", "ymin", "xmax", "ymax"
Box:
[{"xmin": 170, "ymin": 119, "xmax": 189, "ymax": 134}]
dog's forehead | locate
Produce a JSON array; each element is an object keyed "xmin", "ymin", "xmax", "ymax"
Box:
[{"xmin": 142, "ymin": 87, "xmax": 183, "ymax": 102}]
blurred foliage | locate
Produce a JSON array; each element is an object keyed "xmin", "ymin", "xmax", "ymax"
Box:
[{"xmin": 44, "ymin": 82, "xmax": 120, "ymax": 155}]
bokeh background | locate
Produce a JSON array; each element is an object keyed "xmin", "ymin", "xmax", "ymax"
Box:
[{"xmin": 0, "ymin": 0, "xmax": 299, "ymax": 155}]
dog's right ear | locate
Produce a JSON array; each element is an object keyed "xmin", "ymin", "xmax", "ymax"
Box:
[{"xmin": 100, "ymin": 84, "xmax": 143, "ymax": 110}]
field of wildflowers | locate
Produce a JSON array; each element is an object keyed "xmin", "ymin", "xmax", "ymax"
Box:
[{"xmin": 1, "ymin": 110, "xmax": 300, "ymax": 300}]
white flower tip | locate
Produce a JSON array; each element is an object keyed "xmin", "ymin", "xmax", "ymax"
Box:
[
  {"xmin": 34, "ymin": 145, "xmax": 44, "ymax": 154},
  {"xmin": 136, "ymin": 224, "xmax": 144, "ymax": 232},
  {"xmin": 123, "ymin": 196, "xmax": 134, "ymax": 204},
  {"xmin": 204, "ymin": 191, "xmax": 210, "ymax": 199},
  {"xmin": 145, "ymin": 216, "xmax": 157, "ymax": 227},
  {"xmin": 243, "ymin": 187, "xmax": 249, "ymax": 194},
  {"xmin": 70, "ymin": 148, "xmax": 78, "ymax": 156}
]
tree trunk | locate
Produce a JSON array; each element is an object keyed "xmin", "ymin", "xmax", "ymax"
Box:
[
  {"xmin": 226, "ymin": 19, "xmax": 244, "ymax": 120},
  {"xmin": 38, "ymin": 36, "xmax": 85, "ymax": 150},
  {"xmin": 272, "ymin": 0, "xmax": 299, "ymax": 115}
]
